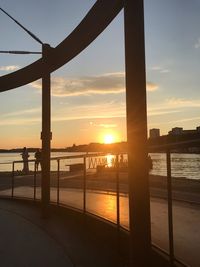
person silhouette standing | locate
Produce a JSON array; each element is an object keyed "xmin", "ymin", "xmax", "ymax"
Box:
[
  {"xmin": 148, "ymin": 155, "xmax": 153, "ymax": 172},
  {"xmin": 35, "ymin": 149, "xmax": 42, "ymax": 171},
  {"xmin": 21, "ymin": 147, "xmax": 29, "ymax": 174}
]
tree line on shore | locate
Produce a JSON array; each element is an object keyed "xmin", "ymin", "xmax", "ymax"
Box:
[{"xmin": 1, "ymin": 132, "xmax": 200, "ymax": 153}]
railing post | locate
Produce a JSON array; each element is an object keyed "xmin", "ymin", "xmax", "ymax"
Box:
[
  {"xmin": 116, "ymin": 154, "xmax": 120, "ymax": 228},
  {"xmin": 83, "ymin": 157, "xmax": 86, "ymax": 213},
  {"xmin": 57, "ymin": 159, "xmax": 60, "ymax": 205},
  {"xmin": 11, "ymin": 162, "xmax": 14, "ymax": 198},
  {"xmin": 116, "ymin": 153, "xmax": 121, "ymax": 258},
  {"xmin": 166, "ymin": 149, "xmax": 174, "ymax": 265},
  {"xmin": 34, "ymin": 161, "xmax": 36, "ymax": 200}
]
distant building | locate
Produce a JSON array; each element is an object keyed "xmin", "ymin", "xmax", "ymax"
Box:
[
  {"xmin": 196, "ymin": 126, "xmax": 200, "ymax": 133},
  {"xmin": 168, "ymin": 126, "xmax": 200, "ymax": 136},
  {"xmin": 149, "ymin": 128, "xmax": 160, "ymax": 139},
  {"xmin": 168, "ymin": 127, "xmax": 183, "ymax": 135}
]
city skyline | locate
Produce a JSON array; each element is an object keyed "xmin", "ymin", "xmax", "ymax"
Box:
[{"xmin": 1, "ymin": 0, "xmax": 200, "ymax": 148}]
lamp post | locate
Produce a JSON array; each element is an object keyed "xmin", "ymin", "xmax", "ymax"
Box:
[{"xmin": 0, "ymin": 6, "xmax": 52, "ymax": 216}]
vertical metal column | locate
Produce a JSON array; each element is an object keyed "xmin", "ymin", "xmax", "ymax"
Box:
[
  {"xmin": 116, "ymin": 154, "xmax": 120, "ymax": 228},
  {"xmin": 124, "ymin": 1, "xmax": 151, "ymax": 266},
  {"xmin": 41, "ymin": 43, "xmax": 51, "ymax": 216},
  {"xmin": 11, "ymin": 162, "xmax": 14, "ymax": 198},
  {"xmin": 57, "ymin": 159, "xmax": 60, "ymax": 205},
  {"xmin": 166, "ymin": 150, "xmax": 174, "ymax": 265},
  {"xmin": 83, "ymin": 157, "xmax": 86, "ymax": 213},
  {"xmin": 34, "ymin": 161, "xmax": 36, "ymax": 200}
]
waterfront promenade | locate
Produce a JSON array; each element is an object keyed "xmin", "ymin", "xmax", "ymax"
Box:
[
  {"xmin": 0, "ymin": 198, "xmax": 123, "ymax": 267},
  {"xmin": 0, "ymin": 170, "xmax": 200, "ymax": 266}
]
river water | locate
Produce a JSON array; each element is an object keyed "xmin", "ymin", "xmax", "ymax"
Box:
[
  {"xmin": 0, "ymin": 152, "xmax": 200, "ymax": 180},
  {"xmin": 149, "ymin": 153, "xmax": 200, "ymax": 180}
]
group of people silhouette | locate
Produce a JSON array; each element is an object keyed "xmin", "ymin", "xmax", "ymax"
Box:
[
  {"xmin": 21, "ymin": 147, "xmax": 42, "ymax": 174},
  {"xmin": 20, "ymin": 148, "xmax": 153, "ymax": 174}
]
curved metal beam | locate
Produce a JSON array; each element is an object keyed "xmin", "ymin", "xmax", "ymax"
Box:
[{"xmin": 0, "ymin": 0, "xmax": 123, "ymax": 92}]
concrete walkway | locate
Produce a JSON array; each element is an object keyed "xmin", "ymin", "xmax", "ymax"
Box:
[
  {"xmin": 1, "ymin": 186, "xmax": 200, "ymax": 266},
  {"xmin": 0, "ymin": 203, "xmax": 73, "ymax": 267},
  {"xmin": 0, "ymin": 199, "xmax": 125, "ymax": 267}
]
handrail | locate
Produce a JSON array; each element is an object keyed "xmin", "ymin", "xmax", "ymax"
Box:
[
  {"xmin": 0, "ymin": 150, "xmax": 195, "ymax": 267},
  {"xmin": 9, "ymin": 152, "xmax": 111, "ymax": 165}
]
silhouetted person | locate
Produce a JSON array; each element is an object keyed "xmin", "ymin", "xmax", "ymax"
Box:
[
  {"xmin": 21, "ymin": 147, "xmax": 29, "ymax": 174},
  {"xmin": 119, "ymin": 154, "xmax": 124, "ymax": 168},
  {"xmin": 35, "ymin": 148, "xmax": 42, "ymax": 171},
  {"xmin": 148, "ymin": 155, "xmax": 153, "ymax": 172}
]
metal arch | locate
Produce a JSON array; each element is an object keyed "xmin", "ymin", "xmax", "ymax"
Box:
[{"xmin": 0, "ymin": 0, "xmax": 123, "ymax": 92}]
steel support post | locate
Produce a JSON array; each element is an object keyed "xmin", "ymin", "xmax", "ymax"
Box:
[
  {"xmin": 166, "ymin": 150, "xmax": 174, "ymax": 265},
  {"xmin": 57, "ymin": 159, "xmax": 60, "ymax": 205},
  {"xmin": 83, "ymin": 157, "xmax": 87, "ymax": 213},
  {"xmin": 41, "ymin": 43, "xmax": 51, "ymax": 217},
  {"xmin": 124, "ymin": 1, "xmax": 151, "ymax": 266}
]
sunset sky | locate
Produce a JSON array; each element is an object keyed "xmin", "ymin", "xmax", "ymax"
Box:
[{"xmin": 0, "ymin": 0, "xmax": 200, "ymax": 148}]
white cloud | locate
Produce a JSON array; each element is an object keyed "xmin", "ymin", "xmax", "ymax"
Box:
[
  {"xmin": 31, "ymin": 72, "xmax": 158, "ymax": 96},
  {"xmin": 150, "ymin": 66, "xmax": 170, "ymax": 74},
  {"xmin": 166, "ymin": 98, "xmax": 200, "ymax": 108},
  {"xmin": 0, "ymin": 65, "xmax": 20, "ymax": 71}
]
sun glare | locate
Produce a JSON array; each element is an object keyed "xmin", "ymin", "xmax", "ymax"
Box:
[{"xmin": 104, "ymin": 134, "xmax": 115, "ymax": 144}]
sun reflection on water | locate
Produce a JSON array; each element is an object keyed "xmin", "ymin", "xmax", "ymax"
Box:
[{"xmin": 105, "ymin": 154, "xmax": 115, "ymax": 167}]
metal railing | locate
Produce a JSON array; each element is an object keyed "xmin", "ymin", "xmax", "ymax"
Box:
[{"xmin": 0, "ymin": 149, "xmax": 198, "ymax": 267}]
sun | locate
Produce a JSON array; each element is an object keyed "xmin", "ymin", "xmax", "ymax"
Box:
[{"xmin": 103, "ymin": 134, "xmax": 115, "ymax": 144}]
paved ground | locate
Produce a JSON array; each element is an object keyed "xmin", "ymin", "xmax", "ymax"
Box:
[
  {"xmin": 0, "ymin": 201, "xmax": 73, "ymax": 267},
  {"xmin": 0, "ymin": 199, "xmax": 125, "ymax": 267},
  {"xmin": 0, "ymin": 171, "xmax": 200, "ymax": 266},
  {"xmin": 1, "ymin": 187, "xmax": 200, "ymax": 266}
]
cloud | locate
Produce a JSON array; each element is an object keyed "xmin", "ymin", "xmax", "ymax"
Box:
[
  {"xmin": 89, "ymin": 122, "xmax": 117, "ymax": 128},
  {"xmin": 150, "ymin": 116, "xmax": 200, "ymax": 126},
  {"xmin": 52, "ymin": 101, "xmax": 126, "ymax": 122},
  {"xmin": 0, "ymin": 65, "xmax": 20, "ymax": 71},
  {"xmin": 195, "ymin": 38, "xmax": 200, "ymax": 49},
  {"xmin": 31, "ymin": 72, "xmax": 158, "ymax": 96},
  {"xmin": 166, "ymin": 98, "xmax": 200, "ymax": 108},
  {"xmin": 148, "ymin": 109, "xmax": 180, "ymax": 116},
  {"xmin": 1, "ymin": 108, "xmax": 40, "ymax": 118},
  {"xmin": 147, "ymin": 97, "xmax": 200, "ymax": 118},
  {"xmin": 146, "ymin": 82, "xmax": 158, "ymax": 92},
  {"xmin": 148, "ymin": 98, "xmax": 200, "ymax": 116},
  {"xmin": 150, "ymin": 66, "xmax": 170, "ymax": 74},
  {"xmin": 0, "ymin": 108, "xmax": 41, "ymax": 126},
  {"xmin": 0, "ymin": 100, "xmax": 125, "ymax": 126},
  {"xmin": 32, "ymin": 72, "xmax": 125, "ymax": 96},
  {"xmin": 0, "ymin": 118, "xmax": 40, "ymax": 126}
]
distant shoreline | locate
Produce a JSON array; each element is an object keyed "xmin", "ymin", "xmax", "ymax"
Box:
[{"xmin": 1, "ymin": 150, "xmax": 200, "ymax": 154}]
